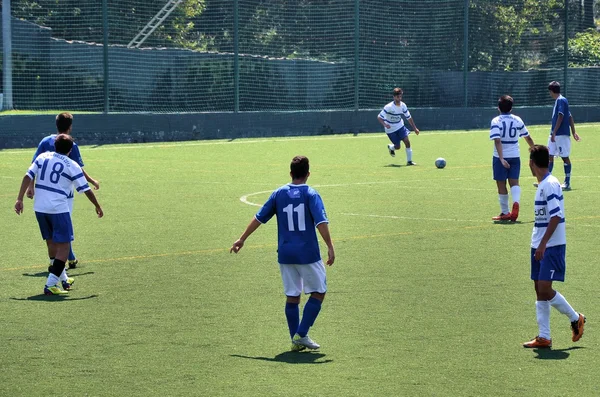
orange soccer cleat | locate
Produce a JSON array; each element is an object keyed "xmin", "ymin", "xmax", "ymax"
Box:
[
  {"xmin": 492, "ymin": 213, "xmax": 512, "ymax": 221},
  {"xmin": 523, "ymin": 336, "xmax": 552, "ymax": 348},
  {"xmin": 571, "ymin": 313, "xmax": 586, "ymax": 342},
  {"xmin": 510, "ymin": 202, "xmax": 520, "ymax": 222}
]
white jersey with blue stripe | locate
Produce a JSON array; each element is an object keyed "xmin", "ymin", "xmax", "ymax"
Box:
[
  {"xmin": 27, "ymin": 152, "xmax": 90, "ymax": 214},
  {"xmin": 490, "ymin": 114, "xmax": 529, "ymax": 158},
  {"xmin": 531, "ymin": 174, "xmax": 566, "ymax": 249},
  {"xmin": 378, "ymin": 101, "xmax": 411, "ymax": 134},
  {"xmin": 255, "ymin": 183, "xmax": 328, "ymax": 265}
]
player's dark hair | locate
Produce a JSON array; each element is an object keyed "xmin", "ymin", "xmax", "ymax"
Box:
[
  {"xmin": 548, "ymin": 81, "xmax": 561, "ymax": 94},
  {"xmin": 498, "ymin": 95, "xmax": 513, "ymax": 113},
  {"xmin": 529, "ymin": 145, "xmax": 549, "ymax": 168},
  {"xmin": 392, "ymin": 87, "xmax": 403, "ymax": 96},
  {"xmin": 56, "ymin": 112, "xmax": 73, "ymax": 133},
  {"xmin": 54, "ymin": 133, "xmax": 74, "ymax": 155},
  {"xmin": 290, "ymin": 156, "xmax": 310, "ymax": 179}
]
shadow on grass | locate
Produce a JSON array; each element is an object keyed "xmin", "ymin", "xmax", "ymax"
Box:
[
  {"xmin": 384, "ymin": 164, "xmax": 402, "ymax": 168},
  {"xmin": 231, "ymin": 351, "xmax": 332, "ymax": 364},
  {"xmin": 9, "ymin": 294, "xmax": 99, "ymax": 302},
  {"xmin": 532, "ymin": 346, "xmax": 585, "ymax": 360},
  {"xmin": 492, "ymin": 220, "xmax": 532, "ymax": 225},
  {"xmin": 22, "ymin": 271, "xmax": 95, "ymax": 278}
]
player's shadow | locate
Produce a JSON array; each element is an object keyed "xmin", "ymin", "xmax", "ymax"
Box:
[
  {"xmin": 532, "ymin": 346, "xmax": 585, "ymax": 360},
  {"xmin": 384, "ymin": 164, "xmax": 402, "ymax": 168},
  {"xmin": 230, "ymin": 351, "xmax": 332, "ymax": 365},
  {"xmin": 22, "ymin": 271, "xmax": 95, "ymax": 278},
  {"xmin": 9, "ymin": 294, "xmax": 99, "ymax": 302}
]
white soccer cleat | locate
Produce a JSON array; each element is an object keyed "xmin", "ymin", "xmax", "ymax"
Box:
[
  {"xmin": 293, "ymin": 334, "xmax": 320, "ymax": 350},
  {"xmin": 387, "ymin": 144, "xmax": 396, "ymax": 157}
]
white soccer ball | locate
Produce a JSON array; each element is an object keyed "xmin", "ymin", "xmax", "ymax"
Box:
[{"xmin": 435, "ymin": 158, "xmax": 446, "ymax": 169}]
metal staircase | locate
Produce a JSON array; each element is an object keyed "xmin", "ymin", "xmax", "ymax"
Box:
[{"xmin": 127, "ymin": 0, "xmax": 184, "ymax": 48}]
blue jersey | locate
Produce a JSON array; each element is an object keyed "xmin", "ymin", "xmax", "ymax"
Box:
[
  {"xmin": 255, "ymin": 183, "xmax": 328, "ymax": 265},
  {"xmin": 32, "ymin": 134, "xmax": 84, "ymax": 167},
  {"xmin": 551, "ymin": 95, "xmax": 571, "ymax": 137}
]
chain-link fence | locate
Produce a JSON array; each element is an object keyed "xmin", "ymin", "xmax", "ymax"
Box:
[{"xmin": 1, "ymin": 0, "xmax": 599, "ymax": 112}]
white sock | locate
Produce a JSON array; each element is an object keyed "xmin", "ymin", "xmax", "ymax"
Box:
[
  {"xmin": 46, "ymin": 273, "xmax": 60, "ymax": 288},
  {"xmin": 59, "ymin": 269, "xmax": 69, "ymax": 282},
  {"xmin": 388, "ymin": 143, "xmax": 394, "ymax": 150},
  {"xmin": 536, "ymin": 300, "xmax": 551, "ymax": 339},
  {"xmin": 549, "ymin": 291, "xmax": 579, "ymax": 322},
  {"xmin": 510, "ymin": 185, "xmax": 521, "ymax": 204},
  {"xmin": 406, "ymin": 148, "xmax": 412, "ymax": 162},
  {"xmin": 499, "ymin": 194, "xmax": 509, "ymax": 214}
]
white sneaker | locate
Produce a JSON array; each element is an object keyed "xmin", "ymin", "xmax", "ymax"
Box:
[
  {"xmin": 561, "ymin": 182, "xmax": 571, "ymax": 191},
  {"xmin": 387, "ymin": 144, "xmax": 396, "ymax": 157},
  {"xmin": 293, "ymin": 334, "xmax": 320, "ymax": 350}
]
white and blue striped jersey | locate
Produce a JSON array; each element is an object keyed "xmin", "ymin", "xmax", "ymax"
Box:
[
  {"xmin": 378, "ymin": 101, "xmax": 412, "ymax": 134},
  {"xmin": 531, "ymin": 174, "xmax": 566, "ymax": 249},
  {"xmin": 255, "ymin": 183, "xmax": 328, "ymax": 265},
  {"xmin": 490, "ymin": 114, "xmax": 529, "ymax": 158},
  {"xmin": 27, "ymin": 152, "xmax": 90, "ymax": 214}
]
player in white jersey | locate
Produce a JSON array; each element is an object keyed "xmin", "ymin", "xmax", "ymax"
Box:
[
  {"xmin": 522, "ymin": 145, "xmax": 585, "ymax": 349},
  {"xmin": 489, "ymin": 95, "xmax": 534, "ymax": 222},
  {"xmin": 15, "ymin": 134, "xmax": 104, "ymax": 296},
  {"xmin": 377, "ymin": 87, "xmax": 420, "ymax": 165}
]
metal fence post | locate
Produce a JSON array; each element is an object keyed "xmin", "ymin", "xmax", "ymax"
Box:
[
  {"xmin": 234, "ymin": 0, "xmax": 239, "ymax": 113},
  {"xmin": 2, "ymin": 0, "xmax": 14, "ymax": 110},
  {"xmin": 463, "ymin": 0, "xmax": 469, "ymax": 107},
  {"xmin": 354, "ymin": 0, "xmax": 360, "ymax": 111},
  {"xmin": 563, "ymin": 0, "xmax": 568, "ymax": 96},
  {"xmin": 103, "ymin": 0, "xmax": 109, "ymax": 113}
]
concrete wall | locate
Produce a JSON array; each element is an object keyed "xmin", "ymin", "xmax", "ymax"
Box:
[{"xmin": 1, "ymin": 106, "xmax": 599, "ymax": 149}]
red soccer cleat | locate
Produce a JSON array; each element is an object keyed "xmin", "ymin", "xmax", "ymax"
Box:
[{"xmin": 510, "ymin": 202, "xmax": 520, "ymax": 222}]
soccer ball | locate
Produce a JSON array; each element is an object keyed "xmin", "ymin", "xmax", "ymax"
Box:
[{"xmin": 435, "ymin": 158, "xmax": 446, "ymax": 169}]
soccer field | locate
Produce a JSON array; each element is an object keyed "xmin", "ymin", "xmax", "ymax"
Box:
[{"xmin": 1, "ymin": 124, "xmax": 599, "ymax": 396}]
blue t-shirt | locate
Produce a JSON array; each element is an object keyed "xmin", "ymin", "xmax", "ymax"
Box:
[
  {"xmin": 32, "ymin": 134, "xmax": 84, "ymax": 167},
  {"xmin": 551, "ymin": 95, "xmax": 571, "ymax": 137},
  {"xmin": 255, "ymin": 183, "xmax": 328, "ymax": 265}
]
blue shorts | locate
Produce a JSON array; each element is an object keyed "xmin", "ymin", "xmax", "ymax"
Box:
[
  {"xmin": 530, "ymin": 245, "xmax": 566, "ymax": 282},
  {"xmin": 492, "ymin": 157, "xmax": 521, "ymax": 181},
  {"xmin": 35, "ymin": 212, "xmax": 74, "ymax": 243},
  {"xmin": 387, "ymin": 126, "xmax": 410, "ymax": 147}
]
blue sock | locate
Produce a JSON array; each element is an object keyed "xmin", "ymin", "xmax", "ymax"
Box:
[
  {"xmin": 297, "ymin": 297, "xmax": 322, "ymax": 337},
  {"xmin": 549, "ymin": 161, "xmax": 554, "ymax": 174},
  {"xmin": 68, "ymin": 245, "xmax": 76, "ymax": 261},
  {"xmin": 564, "ymin": 163, "xmax": 571, "ymax": 185},
  {"xmin": 285, "ymin": 302, "xmax": 300, "ymax": 340}
]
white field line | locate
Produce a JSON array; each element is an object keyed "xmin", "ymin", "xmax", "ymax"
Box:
[
  {"xmin": 239, "ymin": 178, "xmax": 469, "ymax": 206},
  {"xmin": 0, "ymin": 129, "xmax": 483, "ymax": 154},
  {"xmin": 341, "ymin": 212, "xmax": 483, "ymax": 223}
]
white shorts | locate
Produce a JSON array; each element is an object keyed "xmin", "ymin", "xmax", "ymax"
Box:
[
  {"xmin": 548, "ymin": 135, "xmax": 571, "ymax": 158},
  {"xmin": 279, "ymin": 260, "xmax": 327, "ymax": 297}
]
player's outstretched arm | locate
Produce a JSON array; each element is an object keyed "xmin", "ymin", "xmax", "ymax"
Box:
[
  {"xmin": 84, "ymin": 190, "xmax": 103, "ymax": 218},
  {"xmin": 82, "ymin": 169, "xmax": 100, "ymax": 190},
  {"xmin": 15, "ymin": 175, "xmax": 33, "ymax": 215},
  {"xmin": 570, "ymin": 115, "xmax": 580, "ymax": 141},
  {"xmin": 316, "ymin": 222, "xmax": 335, "ymax": 265},
  {"xmin": 524, "ymin": 135, "xmax": 535, "ymax": 148},
  {"xmin": 26, "ymin": 177, "xmax": 35, "ymax": 199},
  {"xmin": 408, "ymin": 118, "xmax": 420, "ymax": 135},
  {"xmin": 231, "ymin": 218, "xmax": 262, "ymax": 254}
]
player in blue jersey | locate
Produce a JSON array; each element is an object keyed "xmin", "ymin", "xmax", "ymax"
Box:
[
  {"xmin": 230, "ymin": 156, "xmax": 335, "ymax": 351},
  {"xmin": 378, "ymin": 87, "xmax": 420, "ymax": 165},
  {"xmin": 546, "ymin": 81, "xmax": 581, "ymax": 190},
  {"xmin": 489, "ymin": 95, "xmax": 534, "ymax": 222},
  {"xmin": 522, "ymin": 145, "xmax": 585, "ymax": 348},
  {"xmin": 26, "ymin": 113, "xmax": 100, "ymax": 270},
  {"xmin": 15, "ymin": 134, "xmax": 104, "ymax": 295}
]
